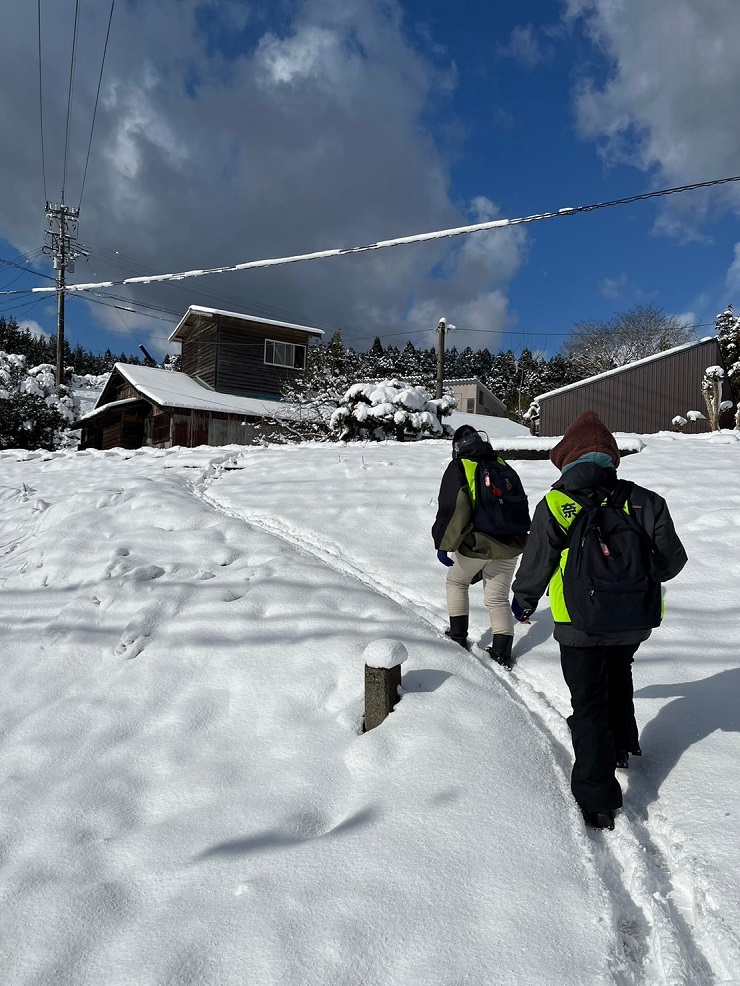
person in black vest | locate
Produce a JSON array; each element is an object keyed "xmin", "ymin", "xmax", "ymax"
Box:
[
  {"xmin": 432, "ymin": 425, "xmax": 529, "ymax": 666},
  {"xmin": 511, "ymin": 411, "xmax": 687, "ymax": 831}
]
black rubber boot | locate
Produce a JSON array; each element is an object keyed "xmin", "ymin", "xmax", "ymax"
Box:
[
  {"xmin": 582, "ymin": 808, "xmax": 616, "ymax": 831},
  {"xmin": 487, "ymin": 633, "xmax": 514, "ymax": 669},
  {"xmin": 445, "ymin": 614, "xmax": 470, "ymax": 649}
]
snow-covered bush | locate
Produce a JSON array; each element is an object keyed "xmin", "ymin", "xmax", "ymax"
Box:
[
  {"xmin": 523, "ymin": 399, "xmax": 540, "ymax": 435},
  {"xmin": 686, "ymin": 410, "xmax": 706, "ymax": 422},
  {"xmin": 702, "ymin": 365, "xmax": 725, "ymax": 432},
  {"xmin": 330, "ymin": 379, "xmax": 455, "ymax": 441},
  {"xmin": 0, "ymin": 353, "xmax": 79, "ymax": 450},
  {"xmin": 715, "ymin": 305, "xmax": 740, "ymax": 412},
  {"xmin": 672, "ymin": 415, "xmax": 687, "ymax": 432}
]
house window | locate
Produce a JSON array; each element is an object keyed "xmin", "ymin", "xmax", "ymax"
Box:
[
  {"xmin": 264, "ymin": 339, "xmax": 306, "ymax": 369},
  {"xmin": 466, "ymin": 398, "xmax": 475, "ymax": 412},
  {"xmin": 478, "ymin": 390, "xmax": 484, "ymax": 403}
]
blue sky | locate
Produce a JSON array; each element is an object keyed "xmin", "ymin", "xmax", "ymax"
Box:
[{"xmin": 2, "ymin": 0, "xmax": 740, "ymax": 360}]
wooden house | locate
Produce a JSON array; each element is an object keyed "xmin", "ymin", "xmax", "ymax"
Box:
[
  {"xmin": 534, "ymin": 337, "xmax": 731, "ymax": 436},
  {"xmin": 76, "ymin": 363, "xmax": 313, "ymax": 450},
  {"xmin": 169, "ymin": 306, "xmax": 324, "ymax": 399},
  {"xmin": 77, "ymin": 306, "xmax": 326, "ymax": 449}
]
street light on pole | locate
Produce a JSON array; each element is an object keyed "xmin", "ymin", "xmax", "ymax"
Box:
[{"xmin": 435, "ymin": 317, "xmax": 456, "ymax": 399}]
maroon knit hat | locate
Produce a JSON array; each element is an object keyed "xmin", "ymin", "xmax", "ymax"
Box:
[{"xmin": 549, "ymin": 410, "xmax": 620, "ymax": 471}]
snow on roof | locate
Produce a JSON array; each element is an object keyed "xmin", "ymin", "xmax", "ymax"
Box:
[
  {"xmin": 444, "ymin": 377, "xmax": 507, "ymax": 411},
  {"xmin": 78, "ymin": 364, "xmax": 301, "ymax": 422},
  {"xmin": 168, "ymin": 306, "xmax": 325, "ymax": 343},
  {"xmin": 536, "ymin": 336, "xmax": 718, "ymax": 401},
  {"xmin": 446, "ymin": 409, "xmax": 530, "ymax": 437}
]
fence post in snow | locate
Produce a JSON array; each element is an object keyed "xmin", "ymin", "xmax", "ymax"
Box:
[{"xmin": 363, "ymin": 639, "xmax": 407, "ymax": 731}]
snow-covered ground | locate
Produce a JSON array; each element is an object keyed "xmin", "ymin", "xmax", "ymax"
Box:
[{"xmin": 0, "ymin": 427, "xmax": 739, "ymax": 985}]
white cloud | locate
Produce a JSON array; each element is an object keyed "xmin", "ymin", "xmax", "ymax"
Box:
[
  {"xmin": 496, "ymin": 25, "xmax": 549, "ymax": 67},
  {"xmin": 599, "ymin": 273, "xmax": 629, "ymax": 300},
  {"xmin": 725, "ymin": 243, "xmax": 740, "ymax": 297},
  {"xmin": 0, "ymin": 0, "xmax": 524, "ymax": 354},
  {"xmin": 17, "ymin": 320, "xmax": 50, "ymax": 340},
  {"xmin": 565, "ymin": 0, "xmax": 740, "ymax": 234}
]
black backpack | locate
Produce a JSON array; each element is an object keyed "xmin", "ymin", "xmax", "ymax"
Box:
[
  {"xmin": 470, "ymin": 457, "xmax": 531, "ymax": 540},
  {"xmin": 562, "ymin": 480, "xmax": 662, "ymax": 633}
]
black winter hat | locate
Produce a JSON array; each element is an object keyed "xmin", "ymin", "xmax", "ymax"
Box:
[{"xmin": 452, "ymin": 425, "xmax": 485, "ymax": 459}]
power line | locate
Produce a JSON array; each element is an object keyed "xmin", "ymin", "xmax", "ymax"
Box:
[
  {"xmin": 81, "ymin": 239, "xmax": 356, "ymax": 337},
  {"xmin": 37, "ymin": 0, "xmax": 47, "ymax": 202},
  {"xmin": 20, "ymin": 172, "xmax": 740, "ymax": 296},
  {"xmin": 62, "ymin": 0, "xmax": 82, "ymax": 202},
  {"xmin": 0, "ymin": 254, "xmax": 56, "ymax": 282},
  {"xmin": 79, "ymin": 0, "xmax": 115, "ymax": 210}
]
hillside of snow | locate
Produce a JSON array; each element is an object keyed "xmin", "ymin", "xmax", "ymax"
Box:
[{"xmin": 0, "ymin": 431, "xmax": 739, "ymax": 985}]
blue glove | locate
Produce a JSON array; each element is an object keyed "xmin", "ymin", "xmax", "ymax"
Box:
[
  {"xmin": 437, "ymin": 550, "xmax": 455, "ymax": 567},
  {"xmin": 511, "ymin": 597, "xmax": 534, "ymax": 623}
]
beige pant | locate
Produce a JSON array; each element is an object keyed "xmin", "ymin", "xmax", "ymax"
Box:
[{"xmin": 446, "ymin": 553, "xmax": 518, "ymax": 635}]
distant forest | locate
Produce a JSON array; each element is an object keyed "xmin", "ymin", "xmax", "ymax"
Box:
[
  {"xmin": 2, "ymin": 300, "xmax": 712, "ymax": 422},
  {"xmin": 0, "ymin": 316, "xmax": 149, "ymax": 376}
]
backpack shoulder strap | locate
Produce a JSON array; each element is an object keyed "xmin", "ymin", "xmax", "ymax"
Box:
[{"xmin": 608, "ymin": 479, "xmax": 634, "ymax": 510}]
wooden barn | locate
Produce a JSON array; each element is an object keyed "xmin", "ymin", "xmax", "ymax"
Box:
[
  {"xmin": 534, "ymin": 337, "xmax": 732, "ymax": 436},
  {"xmin": 169, "ymin": 306, "xmax": 324, "ymax": 399},
  {"xmin": 77, "ymin": 306, "xmax": 327, "ymax": 450},
  {"xmin": 77, "ymin": 363, "xmax": 308, "ymax": 450}
]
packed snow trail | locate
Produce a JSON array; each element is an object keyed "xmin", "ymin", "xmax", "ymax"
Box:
[
  {"xmin": 1, "ymin": 445, "xmax": 630, "ymax": 986},
  {"xmin": 201, "ymin": 438, "xmax": 740, "ymax": 986}
]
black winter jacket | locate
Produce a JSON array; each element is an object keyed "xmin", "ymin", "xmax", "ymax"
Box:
[
  {"xmin": 511, "ymin": 461, "xmax": 688, "ymax": 646},
  {"xmin": 432, "ymin": 437, "xmax": 527, "ymax": 561}
]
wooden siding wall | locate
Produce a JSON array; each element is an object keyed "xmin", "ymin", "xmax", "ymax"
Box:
[
  {"xmin": 181, "ymin": 323, "xmax": 217, "ymax": 388},
  {"xmin": 179, "ymin": 314, "xmax": 310, "ymax": 398},
  {"xmin": 538, "ymin": 339, "xmax": 728, "ymax": 436},
  {"xmin": 154, "ymin": 410, "xmax": 267, "ymax": 448},
  {"xmin": 80, "ymin": 405, "xmax": 148, "ymax": 450},
  {"xmin": 214, "ymin": 323, "xmax": 305, "ymax": 397}
]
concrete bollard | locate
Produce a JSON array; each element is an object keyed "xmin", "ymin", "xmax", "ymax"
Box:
[{"xmin": 363, "ymin": 639, "xmax": 408, "ymax": 731}]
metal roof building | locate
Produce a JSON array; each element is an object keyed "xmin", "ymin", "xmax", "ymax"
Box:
[{"xmin": 535, "ymin": 337, "xmax": 731, "ymax": 436}]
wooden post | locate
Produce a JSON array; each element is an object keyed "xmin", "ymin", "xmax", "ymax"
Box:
[{"xmin": 363, "ymin": 639, "xmax": 408, "ymax": 732}]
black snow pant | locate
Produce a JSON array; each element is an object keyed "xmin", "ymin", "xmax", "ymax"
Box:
[{"xmin": 559, "ymin": 643, "xmax": 641, "ymax": 813}]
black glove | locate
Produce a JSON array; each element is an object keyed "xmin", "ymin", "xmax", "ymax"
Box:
[
  {"xmin": 511, "ymin": 597, "xmax": 534, "ymax": 623},
  {"xmin": 437, "ymin": 550, "xmax": 455, "ymax": 567}
]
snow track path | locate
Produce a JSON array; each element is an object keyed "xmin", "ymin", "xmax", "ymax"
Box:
[{"xmin": 199, "ymin": 447, "xmax": 737, "ymax": 986}]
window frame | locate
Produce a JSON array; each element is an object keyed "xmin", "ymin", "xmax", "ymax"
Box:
[{"xmin": 264, "ymin": 339, "xmax": 306, "ymax": 369}]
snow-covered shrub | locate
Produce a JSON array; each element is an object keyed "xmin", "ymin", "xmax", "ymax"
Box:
[
  {"xmin": 523, "ymin": 399, "xmax": 540, "ymax": 435},
  {"xmin": 0, "ymin": 353, "xmax": 79, "ymax": 450},
  {"xmin": 330, "ymin": 379, "xmax": 455, "ymax": 441},
  {"xmin": 686, "ymin": 410, "xmax": 706, "ymax": 422},
  {"xmin": 702, "ymin": 365, "xmax": 725, "ymax": 432},
  {"xmin": 672, "ymin": 415, "xmax": 687, "ymax": 432},
  {"xmin": 715, "ymin": 305, "xmax": 740, "ymax": 411}
]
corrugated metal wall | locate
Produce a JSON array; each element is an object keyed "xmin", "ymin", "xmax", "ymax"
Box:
[{"xmin": 539, "ymin": 339, "xmax": 728, "ymax": 436}]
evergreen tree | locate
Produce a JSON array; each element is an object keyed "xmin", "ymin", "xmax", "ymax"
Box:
[
  {"xmin": 0, "ymin": 354, "xmax": 75, "ymax": 450},
  {"xmin": 330, "ymin": 379, "xmax": 455, "ymax": 441},
  {"xmin": 715, "ymin": 304, "xmax": 740, "ymax": 407},
  {"xmin": 397, "ymin": 341, "xmax": 421, "ymax": 380},
  {"xmin": 358, "ymin": 339, "xmax": 381, "ymax": 380}
]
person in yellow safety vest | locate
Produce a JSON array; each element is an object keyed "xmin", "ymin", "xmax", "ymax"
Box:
[
  {"xmin": 432, "ymin": 424, "xmax": 530, "ymax": 664},
  {"xmin": 511, "ymin": 411, "xmax": 687, "ymax": 832}
]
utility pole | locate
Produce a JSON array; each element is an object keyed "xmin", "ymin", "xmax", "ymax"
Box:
[
  {"xmin": 435, "ymin": 317, "xmax": 456, "ymax": 399},
  {"xmin": 43, "ymin": 201, "xmax": 84, "ymax": 386}
]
